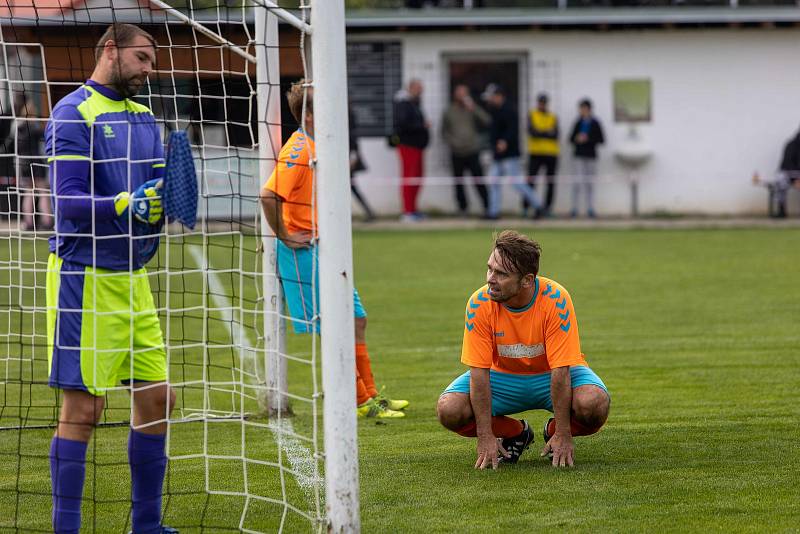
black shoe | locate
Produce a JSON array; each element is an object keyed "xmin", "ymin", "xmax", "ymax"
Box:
[
  {"xmin": 498, "ymin": 419, "xmax": 533, "ymax": 464},
  {"xmin": 543, "ymin": 417, "xmax": 554, "ymax": 458}
]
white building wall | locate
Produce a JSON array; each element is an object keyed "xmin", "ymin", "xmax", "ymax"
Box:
[{"xmin": 349, "ymin": 28, "xmax": 800, "ymax": 217}]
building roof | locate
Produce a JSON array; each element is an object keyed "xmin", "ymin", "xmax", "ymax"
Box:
[
  {"xmin": 2, "ymin": 2, "xmax": 799, "ymax": 28},
  {"xmin": 345, "ymin": 6, "xmax": 800, "ymax": 29},
  {"xmin": 0, "ymin": 0, "xmax": 244, "ymax": 25},
  {"xmin": 0, "ymin": 0, "xmax": 157, "ymax": 20}
]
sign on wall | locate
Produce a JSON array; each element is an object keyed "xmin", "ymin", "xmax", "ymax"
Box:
[
  {"xmin": 613, "ymin": 78, "xmax": 652, "ymax": 123},
  {"xmin": 346, "ymin": 41, "xmax": 403, "ymax": 137}
]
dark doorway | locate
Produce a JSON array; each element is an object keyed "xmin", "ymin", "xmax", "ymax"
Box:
[
  {"xmin": 447, "ymin": 55, "xmax": 526, "ymax": 151},
  {"xmin": 447, "ymin": 57, "xmax": 522, "ymax": 116}
]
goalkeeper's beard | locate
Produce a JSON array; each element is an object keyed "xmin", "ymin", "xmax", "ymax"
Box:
[{"xmin": 110, "ymin": 65, "xmax": 144, "ymax": 99}]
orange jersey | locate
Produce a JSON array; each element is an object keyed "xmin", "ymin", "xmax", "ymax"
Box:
[
  {"xmin": 263, "ymin": 130, "xmax": 316, "ymax": 234},
  {"xmin": 461, "ymin": 277, "xmax": 588, "ymax": 374}
]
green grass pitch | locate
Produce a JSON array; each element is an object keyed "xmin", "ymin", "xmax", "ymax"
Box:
[{"xmin": 2, "ymin": 227, "xmax": 799, "ymax": 532}]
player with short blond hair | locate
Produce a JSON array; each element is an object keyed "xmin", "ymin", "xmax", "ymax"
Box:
[{"xmin": 260, "ymin": 80, "xmax": 407, "ymax": 418}]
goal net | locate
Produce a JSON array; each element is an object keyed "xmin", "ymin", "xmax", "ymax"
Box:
[{"xmin": 0, "ymin": 1, "xmax": 357, "ymax": 532}]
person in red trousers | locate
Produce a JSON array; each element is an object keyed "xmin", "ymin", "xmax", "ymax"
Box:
[{"xmin": 393, "ymin": 79, "xmax": 430, "ymax": 222}]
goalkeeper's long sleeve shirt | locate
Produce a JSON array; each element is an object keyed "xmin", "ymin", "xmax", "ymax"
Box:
[{"xmin": 45, "ymin": 80, "xmax": 165, "ymax": 271}]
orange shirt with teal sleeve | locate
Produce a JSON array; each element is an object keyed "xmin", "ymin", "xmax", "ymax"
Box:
[
  {"xmin": 461, "ymin": 276, "xmax": 588, "ymax": 374},
  {"xmin": 263, "ymin": 129, "xmax": 316, "ymax": 235}
]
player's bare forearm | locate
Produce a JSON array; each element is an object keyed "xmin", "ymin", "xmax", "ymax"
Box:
[
  {"xmin": 469, "ymin": 367, "xmax": 493, "ymax": 437},
  {"xmin": 470, "ymin": 367, "xmax": 502, "ymax": 470},
  {"xmin": 259, "ymin": 188, "xmax": 286, "ymax": 239},
  {"xmin": 259, "ymin": 189, "xmax": 312, "ymax": 249},
  {"xmin": 547, "ymin": 366, "xmax": 575, "ymax": 467},
  {"xmin": 551, "ymin": 366, "xmax": 572, "ymax": 437}
]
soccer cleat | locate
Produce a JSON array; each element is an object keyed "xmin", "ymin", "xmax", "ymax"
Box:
[
  {"xmin": 375, "ymin": 388, "xmax": 409, "ymax": 411},
  {"xmin": 357, "ymin": 398, "xmax": 405, "ymax": 418},
  {"xmin": 128, "ymin": 527, "xmax": 179, "ymax": 534},
  {"xmin": 543, "ymin": 417, "xmax": 555, "ymax": 458},
  {"xmin": 498, "ymin": 419, "xmax": 534, "ymax": 464},
  {"xmin": 543, "ymin": 417, "xmax": 554, "ymax": 442}
]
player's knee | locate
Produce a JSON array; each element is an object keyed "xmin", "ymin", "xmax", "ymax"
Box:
[
  {"xmin": 140, "ymin": 384, "xmax": 175, "ymax": 417},
  {"xmin": 436, "ymin": 393, "xmax": 470, "ymax": 431},
  {"xmin": 572, "ymin": 385, "xmax": 610, "ymax": 429},
  {"xmin": 167, "ymin": 387, "xmax": 177, "ymax": 415},
  {"xmin": 155, "ymin": 385, "xmax": 176, "ymax": 416},
  {"xmin": 60, "ymin": 394, "xmax": 105, "ymax": 436}
]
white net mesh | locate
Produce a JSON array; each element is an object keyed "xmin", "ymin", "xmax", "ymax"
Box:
[{"xmin": 0, "ymin": 2, "xmax": 327, "ymax": 532}]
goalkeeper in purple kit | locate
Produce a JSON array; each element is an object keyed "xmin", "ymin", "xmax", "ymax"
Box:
[{"xmin": 45, "ymin": 24, "xmax": 177, "ymax": 534}]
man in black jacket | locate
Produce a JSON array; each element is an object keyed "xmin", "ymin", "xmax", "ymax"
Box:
[
  {"xmin": 394, "ymin": 79, "xmax": 429, "ymax": 221},
  {"xmin": 773, "ymin": 127, "xmax": 800, "ymax": 218},
  {"xmin": 569, "ymin": 99, "xmax": 604, "ymax": 218},
  {"xmin": 0, "ymin": 110, "xmax": 14, "ymax": 219},
  {"xmin": 484, "ymin": 84, "xmax": 542, "ymax": 220}
]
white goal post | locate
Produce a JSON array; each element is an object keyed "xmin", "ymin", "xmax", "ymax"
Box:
[
  {"xmin": 0, "ymin": 0, "xmax": 359, "ymax": 531},
  {"xmin": 309, "ymin": 1, "xmax": 361, "ymax": 531}
]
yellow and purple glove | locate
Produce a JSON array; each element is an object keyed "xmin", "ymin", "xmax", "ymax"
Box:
[{"xmin": 114, "ymin": 178, "xmax": 164, "ymax": 225}]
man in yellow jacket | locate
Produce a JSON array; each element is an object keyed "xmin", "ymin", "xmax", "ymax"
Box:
[{"xmin": 525, "ymin": 93, "xmax": 559, "ymax": 217}]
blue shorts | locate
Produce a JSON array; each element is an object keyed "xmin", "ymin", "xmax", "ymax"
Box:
[
  {"xmin": 276, "ymin": 240, "xmax": 366, "ymax": 334},
  {"xmin": 442, "ymin": 366, "xmax": 608, "ymax": 416}
]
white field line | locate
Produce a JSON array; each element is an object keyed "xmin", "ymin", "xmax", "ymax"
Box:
[
  {"xmin": 187, "ymin": 246, "xmax": 322, "ymax": 511},
  {"xmin": 267, "ymin": 418, "xmax": 323, "ymax": 494}
]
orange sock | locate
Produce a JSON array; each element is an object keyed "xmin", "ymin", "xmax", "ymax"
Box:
[
  {"xmin": 491, "ymin": 416, "xmax": 524, "ymax": 438},
  {"xmin": 455, "ymin": 417, "xmax": 523, "ymax": 438},
  {"xmin": 355, "ymin": 343, "xmax": 378, "ymax": 398},
  {"xmin": 356, "ymin": 368, "xmax": 371, "ymax": 406},
  {"xmin": 546, "ymin": 417, "xmax": 602, "ymax": 438}
]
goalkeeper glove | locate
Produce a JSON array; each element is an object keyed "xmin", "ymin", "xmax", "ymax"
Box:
[{"xmin": 114, "ymin": 178, "xmax": 164, "ymax": 225}]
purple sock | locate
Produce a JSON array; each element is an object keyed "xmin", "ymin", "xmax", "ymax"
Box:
[
  {"xmin": 129, "ymin": 429, "xmax": 167, "ymax": 534},
  {"xmin": 50, "ymin": 436, "xmax": 88, "ymax": 534}
]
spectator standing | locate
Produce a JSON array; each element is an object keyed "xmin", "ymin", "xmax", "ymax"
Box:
[
  {"xmin": 442, "ymin": 84, "xmax": 490, "ymax": 217},
  {"xmin": 16, "ymin": 97, "xmax": 52, "ymax": 231},
  {"xmin": 348, "ymin": 108, "xmax": 375, "ymax": 222},
  {"xmin": 394, "ymin": 79, "xmax": 429, "ymax": 222},
  {"xmin": 0, "ymin": 110, "xmax": 14, "ymax": 219},
  {"xmin": 484, "ymin": 84, "xmax": 542, "ymax": 220},
  {"xmin": 569, "ymin": 98, "xmax": 604, "ymax": 218},
  {"xmin": 526, "ymin": 93, "xmax": 559, "ymax": 217},
  {"xmin": 772, "ymin": 126, "xmax": 800, "ymax": 218}
]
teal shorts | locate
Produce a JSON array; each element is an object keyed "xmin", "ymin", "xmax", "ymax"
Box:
[
  {"xmin": 276, "ymin": 240, "xmax": 366, "ymax": 334},
  {"xmin": 46, "ymin": 254, "xmax": 167, "ymax": 396},
  {"xmin": 442, "ymin": 366, "xmax": 608, "ymax": 416}
]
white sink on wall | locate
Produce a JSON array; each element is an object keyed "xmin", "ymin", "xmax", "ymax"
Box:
[
  {"xmin": 614, "ymin": 144, "xmax": 652, "ymax": 167},
  {"xmin": 613, "ymin": 125, "xmax": 652, "ymax": 216},
  {"xmin": 614, "ymin": 125, "xmax": 652, "ymax": 168}
]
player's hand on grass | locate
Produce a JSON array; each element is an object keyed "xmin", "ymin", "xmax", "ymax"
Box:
[
  {"xmin": 542, "ymin": 432, "xmax": 574, "ymax": 468},
  {"xmin": 281, "ymin": 230, "xmax": 314, "ymax": 249},
  {"xmin": 475, "ymin": 433, "xmax": 507, "ymax": 470},
  {"xmin": 114, "ymin": 178, "xmax": 164, "ymax": 225}
]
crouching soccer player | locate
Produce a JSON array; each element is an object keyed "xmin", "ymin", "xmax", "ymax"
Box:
[
  {"xmin": 45, "ymin": 24, "xmax": 177, "ymax": 533},
  {"xmin": 260, "ymin": 80, "xmax": 408, "ymax": 418},
  {"xmin": 437, "ymin": 230, "xmax": 610, "ymax": 469}
]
